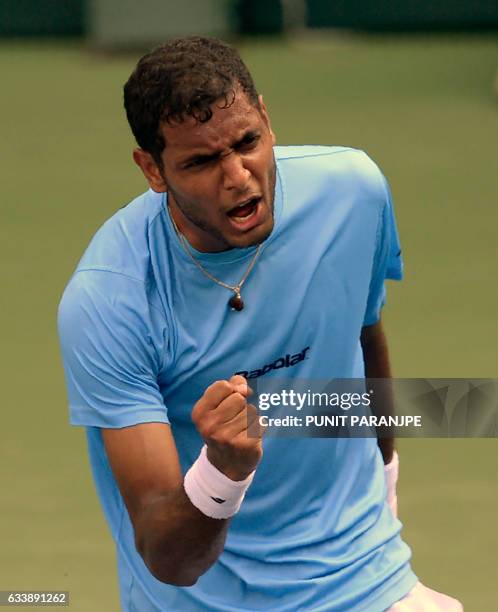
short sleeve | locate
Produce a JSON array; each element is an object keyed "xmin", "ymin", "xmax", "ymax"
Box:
[
  {"xmin": 57, "ymin": 270, "xmax": 169, "ymax": 428},
  {"xmin": 362, "ymin": 174, "xmax": 404, "ymax": 326}
]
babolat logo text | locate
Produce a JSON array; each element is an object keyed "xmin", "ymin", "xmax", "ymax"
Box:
[{"xmin": 235, "ymin": 346, "xmax": 310, "ymax": 379}]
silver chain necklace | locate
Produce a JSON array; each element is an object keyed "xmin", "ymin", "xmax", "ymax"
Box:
[{"xmin": 169, "ymin": 207, "xmax": 261, "ymax": 311}]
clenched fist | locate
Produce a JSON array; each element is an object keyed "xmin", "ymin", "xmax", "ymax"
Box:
[{"xmin": 192, "ymin": 375, "xmax": 264, "ymax": 481}]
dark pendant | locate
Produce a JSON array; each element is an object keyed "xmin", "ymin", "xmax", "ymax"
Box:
[{"xmin": 229, "ymin": 294, "xmax": 244, "ymax": 311}]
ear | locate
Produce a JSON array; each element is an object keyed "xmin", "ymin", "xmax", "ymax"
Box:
[
  {"xmin": 258, "ymin": 94, "xmax": 276, "ymax": 146},
  {"xmin": 132, "ymin": 148, "xmax": 168, "ymax": 193}
]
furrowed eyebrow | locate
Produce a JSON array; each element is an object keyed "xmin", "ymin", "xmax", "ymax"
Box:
[
  {"xmin": 184, "ymin": 152, "xmax": 220, "ymax": 167},
  {"xmin": 181, "ymin": 129, "xmax": 261, "ymax": 167},
  {"xmin": 234, "ymin": 130, "xmax": 260, "ymax": 147}
]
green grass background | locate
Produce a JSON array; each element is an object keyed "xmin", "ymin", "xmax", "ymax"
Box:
[{"xmin": 1, "ymin": 34, "xmax": 497, "ymax": 610}]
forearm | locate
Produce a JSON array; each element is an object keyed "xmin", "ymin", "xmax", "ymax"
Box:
[
  {"xmin": 124, "ymin": 378, "xmax": 260, "ymax": 586},
  {"xmin": 136, "ymin": 486, "xmax": 230, "ymax": 586}
]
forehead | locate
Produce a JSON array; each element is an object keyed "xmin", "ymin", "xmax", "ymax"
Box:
[{"xmin": 160, "ymin": 92, "xmax": 263, "ymax": 156}]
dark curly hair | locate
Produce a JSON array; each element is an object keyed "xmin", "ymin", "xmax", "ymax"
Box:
[{"xmin": 123, "ymin": 36, "xmax": 259, "ymax": 165}]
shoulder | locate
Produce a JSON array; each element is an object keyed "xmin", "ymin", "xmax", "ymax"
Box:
[
  {"xmin": 59, "ymin": 189, "xmax": 169, "ymax": 340},
  {"xmin": 275, "ymin": 144, "xmax": 356, "ymax": 161},
  {"xmin": 274, "ymin": 145, "xmax": 389, "ymax": 217},
  {"xmin": 58, "ymin": 266, "xmax": 157, "ymax": 339},
  {"xmin": 75, "ymin": 189, "xmax": 167, "ymax": 282},
  {"xmin": 275, "ymin": 145, "xmax": 387, "ymax": 198},
  {"xmin": 58, "ymin": 262, "xmax": 168, "ymax": 376}
]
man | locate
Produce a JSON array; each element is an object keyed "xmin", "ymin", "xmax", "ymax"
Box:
[{"xmin": 58, "ymin": 37, "xmax": 462, "ymax": 611}]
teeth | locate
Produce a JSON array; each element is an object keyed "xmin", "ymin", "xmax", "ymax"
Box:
[{"xmin": 230, "ymin": 197, "xmax": 259, "ymax": 212}]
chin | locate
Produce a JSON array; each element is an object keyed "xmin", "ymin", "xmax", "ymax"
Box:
[{"xmin": 230, "ymin": 220, "xmax": 274, "ymax": 249}]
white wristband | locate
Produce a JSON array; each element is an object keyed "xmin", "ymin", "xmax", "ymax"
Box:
[
  {"xmin": 183, "ymin": 445, "xmax": 255, "ymax": 519},
  {"xmin": 384, "ymin": 450, "xmax": 399, "ymax": 518}
]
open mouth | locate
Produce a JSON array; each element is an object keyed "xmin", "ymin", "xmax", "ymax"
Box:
[{"xmin": 227, "ymin": 197, "xmax": 261, "ymax": 222}]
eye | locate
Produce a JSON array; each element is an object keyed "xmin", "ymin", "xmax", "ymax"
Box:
[
  {"xmin": 237, "ymin": 133, "xmax": 260, "ymax": 150},
  {"xmin": 184, "ymin": 155, "xmax": 215, "ymax": 169}
]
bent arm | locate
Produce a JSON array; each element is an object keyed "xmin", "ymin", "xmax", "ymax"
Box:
[
  {"xmin": 360, "ymin": 319, "xmax": 395, "ymax": 464},
  {"xmin": 103, "ymin": 423, "xmax": 230, "ymax": 586}
]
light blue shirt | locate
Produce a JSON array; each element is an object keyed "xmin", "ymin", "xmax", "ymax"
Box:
[{"xmin": 58, "ymin": 146, "xmax": 417, "ymax": 611}]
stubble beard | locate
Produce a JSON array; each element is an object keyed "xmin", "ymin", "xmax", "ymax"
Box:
[{"xmin": 164, "ymin": 156, "xmax": 277, "ymax": 251}]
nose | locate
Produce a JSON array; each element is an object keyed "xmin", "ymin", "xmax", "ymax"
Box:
[{"xmin": 220, "ymin": 152, "xmax": 251, "ymax": 191}]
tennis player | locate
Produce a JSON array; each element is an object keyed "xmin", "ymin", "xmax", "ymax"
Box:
[{"xmin": 58, "ymin": 37, "xmax": 463, "ymax": 611}]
